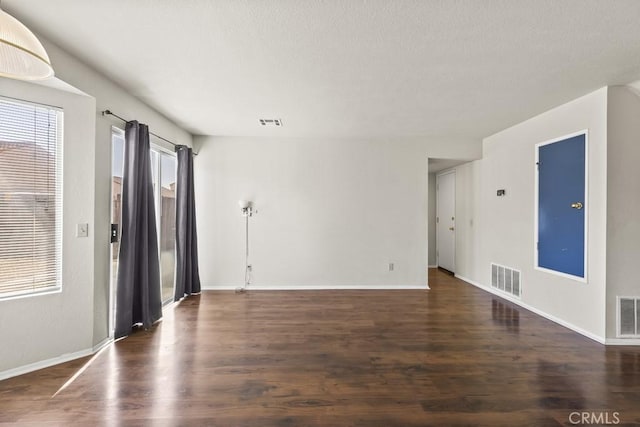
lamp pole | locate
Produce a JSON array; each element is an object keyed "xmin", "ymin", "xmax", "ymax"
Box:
[{"xmin": 237, "ymin": 201, "xmax": 253, "ymax": 293}]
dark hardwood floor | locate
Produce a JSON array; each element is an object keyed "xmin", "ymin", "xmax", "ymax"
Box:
[{"xmin": 1, "ymin": 269, "xmax": 639, "ymax": 426}]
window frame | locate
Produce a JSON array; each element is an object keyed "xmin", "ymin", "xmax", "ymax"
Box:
[
  {"xmin": 150, "ymin": 142, "xmax": 177, "ymax": 304},
  {"xmin": 0, "ymin": 96, "xmax": 64, "ymax": 301}
]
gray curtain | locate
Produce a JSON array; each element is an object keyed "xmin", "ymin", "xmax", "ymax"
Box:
[
  {"xmin": 115, "ymin": 121, "xmax": 163, "ymax": 339},
  {"xmin": 174, "ymin": 145, "xmax": 201, "ymax": 300}
]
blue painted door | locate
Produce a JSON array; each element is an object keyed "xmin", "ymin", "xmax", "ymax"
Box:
[{"xmin": 537, "ymin": 133, "xmax": 586, "ymax": 278}]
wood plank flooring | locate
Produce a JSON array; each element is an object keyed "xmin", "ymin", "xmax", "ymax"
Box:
[{"xmin": 1, "ymin": 269, "xmax": 639, "ymax": 426}]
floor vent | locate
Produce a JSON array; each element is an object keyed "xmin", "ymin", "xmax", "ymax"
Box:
[
  {"xmin": 491, "ymin": 263, "xmax": 521, "ymax": 298},
  {"xmin": 618, "ymin": 297, "xmax": 640, "ymax": 337}
]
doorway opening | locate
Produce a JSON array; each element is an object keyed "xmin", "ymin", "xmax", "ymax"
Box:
[
  {"xmin": 436, "ymin": 170, "xmax": 456, "ymax": 273},
  {"xmin": 428, "ymin": 158, "xmax": 467, "ymax": 277}
]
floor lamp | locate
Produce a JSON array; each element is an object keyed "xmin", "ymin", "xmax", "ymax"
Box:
[{"xmin": 237, "ymin": 200, "xmax": 254, "ymax": 293}]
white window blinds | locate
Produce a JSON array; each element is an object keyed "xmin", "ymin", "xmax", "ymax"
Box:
[{"xmin": 0, "ymin": 97, "xmax": 63, "ymax": 298}]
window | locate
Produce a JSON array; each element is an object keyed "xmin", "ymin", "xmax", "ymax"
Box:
[
  {"xmin": 110, "ymin": 127, "xmax": 124, "ymax": 335},
  {"xmin": 150, "ymin": 146, "xmax": 177, "ymax": 303},
  {"xmin": 110, "ymin": 128, "xmax": 176, "ymax": 315},
  {"xmin": 0, "ymin": 97, "xmax": 63, "ymax": 299}
]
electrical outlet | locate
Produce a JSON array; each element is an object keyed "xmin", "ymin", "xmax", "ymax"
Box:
[
  {"xmin": 388, "ymin": 262, "xmax": 394, "ymax": 272},
  {"xmin": 76, "ymin": 223, "xmax": 88, "ymax": 237}
]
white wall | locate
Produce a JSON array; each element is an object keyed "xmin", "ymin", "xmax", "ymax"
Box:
[
  {"xmin": 194, "ymin": 136, "xmax": 480, "ymax": 289},
  {"xmin": 427, "ymin": 173, "xmax": 436, "ymax": 266},
  {"xmin": 456, "ymin": 88, "xmax": 608, "ymax": 341},
  {"xmin": 42, "ymin": 40, "xmax": 193, "ymax": 346},
  {"xmin": 0, "ymin": 78, "xmax": 96, "ymax": 373},
  {"xmin": 0, "ymin": 35, "xmax": 193, "ymax": 376},
  {"xmin": 606, "ymin": 86, "xmax": 640, "ymax": 339}
]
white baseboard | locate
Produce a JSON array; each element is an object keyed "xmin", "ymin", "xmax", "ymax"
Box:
[
  {"xmin": 200, "ymin": 284, "xmax": 242, "ymax": 290},
  {"xmin": 0, "ymin": 348, "xmax": 93, "ymax": 381},
  {"xmin": 428, "ymin": 265, "xmax": 438, "ymax": 269},
  {"xmin": 605, "ymin": 338, "xmax": 640, "ymax": 346},
  {"xmin": 455, "ymin": 274, "xmax": 606, "ymax": 345},
  {"xmin": 201, "ymin": 284, "xmax": 429, "ymax": 291},
  {"xmin": 0, "ymin": 337, "xmax": 114, "ymax": 382},
  {"xmin": 92, "ymin": 337, "xmax": 112, "ymax": 353}
]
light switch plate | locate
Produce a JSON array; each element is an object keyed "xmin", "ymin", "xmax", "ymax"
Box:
[{"xmin": 76, "ymin": 223, "xmax": 89, "ymax": 238}]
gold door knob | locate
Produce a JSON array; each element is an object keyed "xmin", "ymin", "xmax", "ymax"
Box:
[
  {"xmin": 571, "ymin": 202, "xmax": 583, "ymax": 210},
  {"xmin": 449, "ymin": 227, "xmax": 455, "ymax": 231}
]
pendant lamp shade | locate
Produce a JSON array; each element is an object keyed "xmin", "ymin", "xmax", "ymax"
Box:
[{"xmin": 0, "ymin": 9, "xmax": 53, "ymax": 80}]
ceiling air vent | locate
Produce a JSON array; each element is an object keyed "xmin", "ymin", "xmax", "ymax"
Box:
[{"xmin": 259, "ymin": 119, "xmax": 282, "ymax": 127}]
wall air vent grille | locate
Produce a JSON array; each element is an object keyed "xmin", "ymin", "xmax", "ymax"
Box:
[
  {"xmin": 259, "ymin": 118, "xmax": 282, "ymax": 127},
  {"xmin": 618, "ymin": 297, "xmax": 640, "ymax": 337},
  {"xmin": 491, "ymin": 263, "xmax": 521, "ymax": 298}
]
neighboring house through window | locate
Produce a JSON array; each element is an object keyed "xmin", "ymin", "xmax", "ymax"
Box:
[{"xmin": 0, "ymin": 97, "xmax": 63, "ymax": 299}]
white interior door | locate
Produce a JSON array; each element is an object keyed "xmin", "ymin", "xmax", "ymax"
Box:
[{"xmin": 436, "ymin": 170, "xmax": 456, "ymax": 272}]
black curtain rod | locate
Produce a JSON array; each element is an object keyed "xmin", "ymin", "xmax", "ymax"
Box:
[{"xmin": 101, "ymin": 109, "xmax": 198, "ymax": 155}]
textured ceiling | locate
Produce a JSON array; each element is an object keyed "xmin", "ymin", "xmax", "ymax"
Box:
[{"xmin": 5, "ymin": 0, "xmax": 640, "ymax": 139}]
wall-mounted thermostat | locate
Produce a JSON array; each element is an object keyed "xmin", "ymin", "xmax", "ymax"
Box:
[{"xmin": 497, "ymin": 189, "xmax": 506, "ymax": 196}]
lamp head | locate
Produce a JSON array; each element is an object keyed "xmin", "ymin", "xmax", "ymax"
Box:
[
  {"xmin": 239, "ymin": 200, "xmax": 254, "ymax": 216},
  {"xmin": 0, "ymin": 9, "xmax": 54, "ymax": 80}
]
